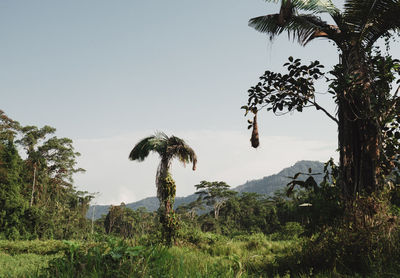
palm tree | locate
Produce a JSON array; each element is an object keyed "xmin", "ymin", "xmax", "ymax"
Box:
[
  {"xmin": 249, "ymin": 0, "xmax": 400, "ymax": 199},
  {"xmin": 129, "ymin": 132, "xmax": 197, "ymax": 244}
]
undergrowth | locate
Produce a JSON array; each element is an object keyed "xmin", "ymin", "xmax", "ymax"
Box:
[{"xmin": 1, "ymin": 216, "xmax": 400, "ymax": 278}]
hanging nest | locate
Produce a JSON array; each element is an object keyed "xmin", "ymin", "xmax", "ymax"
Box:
[{"xmin": 250, "ymin": 113, "xmax": 259, "ymax": 148}]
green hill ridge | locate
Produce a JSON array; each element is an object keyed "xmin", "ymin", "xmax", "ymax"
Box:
[{"xmin": 87, "ymin": 160, "xmax": 324, "ymax": 220}]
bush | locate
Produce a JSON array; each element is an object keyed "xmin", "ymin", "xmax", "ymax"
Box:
[
  {"xmin": 243, "ymin": 233, "xmax": 269, "ymax": 250},
  {"xmin": 270, "ymin": 222, "xmax": 304, "ymax": 240},
  {"xmin": 179, "ymin": 226, "xmax": 225, "ymax": 247},
  {"xmin": 40, "ymin": 237, "xmax": 247, "ymax": 278},
  {"xmin": 271, "ymin": 195, "xmax": 400, "ymax": 276},
  {"xmin": 41, "ymin": 238, "xmax": 147, "ymax": 277}
]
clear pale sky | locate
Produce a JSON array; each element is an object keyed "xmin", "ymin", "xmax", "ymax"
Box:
[{"xmin": 1, "ymin": 0, "xmax": 377, "ymax": 204}]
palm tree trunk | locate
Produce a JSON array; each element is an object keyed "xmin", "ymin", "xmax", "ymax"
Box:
[
  {"xmin": 156, "ymin": 158, "xmax": 176, "ymax": 245},
  {"xmin": 156, "ymin": 158, "xmax": 169, "ymax": 203},
  {"xmin": 338, "ymin": 104, "xmax": 380, "ymax": 199},
  {"xmin": 338, "ymin": 49, "xmax": 381, "ymax": 200}
]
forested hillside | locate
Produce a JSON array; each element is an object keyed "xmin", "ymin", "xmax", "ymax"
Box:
[
  {"xmin": 88, "ymin": 195, "xmax": 198, "ymax": 220},
  {"xmin": 87, "ymin": 160, "xmax": 324, "ymax": 220},
  {"xmin": 236, "ymin": 160, "xmax": 324, "ymax": 194},
  {"xmin": 2, "ymin": 0, "xmax": 400, "ymax": 276}
]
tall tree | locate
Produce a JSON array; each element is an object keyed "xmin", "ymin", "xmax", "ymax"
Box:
[
  {"xmin": 129, "ymin": 132, "xmax": 197, "ymax": 245},
  {"xmin": 17, "ymin": 125, "xmax": 56, "ymax": 206},
  {"xmin": 0, "ymin": 113, "xmax": 27, "ymax": 239},
  {"xmin": 245, "ymin": 0, "xmax": 400, "ymax": 200},
  {"xmin": 195, "ymin": 181, "xmax": 236, "ymax": 220},
  {"xmin": 0, "ymin": 110, "xmax": 20, "ymax": 142},
  {"xmin": 0, "ymin": 110, "xmax": 91, "ymax": 239},
  {"xmin": 38, "ymin": 136, "xmax": 85, "ymax": 202}
]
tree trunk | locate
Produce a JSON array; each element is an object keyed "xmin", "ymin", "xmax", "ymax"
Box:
[
  {"xmin": 338, "ymin": 106, "xmax": 380, "ymax": 199},
  {"xmin": 156, "ymin": 158, "xmax": 169, "ymax": 203},
  {"xmin": 30, "ymin": 164, "xmax": 37, "ymax": 207},
  {"xmin": 156, "ymin": 159, "xmax": 177, "ymax": 245},
  {"xmin": 338, "ymin": 49, "xmax": 381, "ymax": 200}
]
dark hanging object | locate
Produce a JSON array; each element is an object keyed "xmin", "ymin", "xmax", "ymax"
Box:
[{"xmin": 250, "ymin": 113, "xmax": 259, "ymax": 148}]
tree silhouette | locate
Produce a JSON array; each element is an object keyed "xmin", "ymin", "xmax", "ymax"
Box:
[
  {"xmin": 129, "ymin": 132, "xmax": 197, "ymax": 245},
  {"xmin": 245, "ymin": 0, "xmax": 400, "ymax": 200}
]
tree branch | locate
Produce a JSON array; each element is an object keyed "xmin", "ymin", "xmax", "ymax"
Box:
[{"xmin": 310, "ymin": 100, "xmax": 339, "ymax": 124}]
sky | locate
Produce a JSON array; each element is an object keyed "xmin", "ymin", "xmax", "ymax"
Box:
[{"xmin": 0, "ymin": 0, "xmax": 353, "ymax": 204}]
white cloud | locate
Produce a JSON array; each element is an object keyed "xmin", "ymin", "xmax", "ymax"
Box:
[{"xmin": 73, "ymin": 130, "xmax": 337, "ymax": 205}]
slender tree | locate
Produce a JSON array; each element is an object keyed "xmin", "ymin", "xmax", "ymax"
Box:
[
  {"xmin": 0, "ymin": 111, "xmax": 91, "ymax": 239},
  {"xmin": 129, "ymin": 132, "xmax": 197, "ymax": 244},
  {"xmin": 17, "ymin": 125, "xmax": 56, "ymax": 206},
  {"xmin": 195, "ymin": 181, "xmax": 236, "ymax": 220},
  {"xmin": 246, "ymin": 0, "xmax": 400, "ymax": 200}
]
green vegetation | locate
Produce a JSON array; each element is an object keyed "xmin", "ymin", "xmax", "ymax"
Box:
[
  {"xmin": 2, "ymin": 225, "xmax": 399, "ymax": 277},
  {"xmin": 129, "ymin": 132, "xmax": 197, "ymax": 245},
  {"xmin": 0, "ymin": 110, "xmax": 92, "ymax": 241},
  {"xmin": 244, "ymin": 0, "xmax": 400, "ymax": 200},
  {"xmin": 0, "ymin": 253, "xmax": 53, "ymax": 278},
  {"xmin": 1, "ymin": 0, "xmax": 400, "ymax": 277},
  {"xmin": 0, "ymin": 233, "xmax": 302, "ymax": 278},
  {"xmin": 0, "ymin": 240, "xmax": 66, "ymax": 278},
  {"xmin": 88, "ymin": 160, "xmax": 325, "ymax": 219},
  {"xmin": 1, "ymin": 108, "xmax": 400, "ymax": 276}
]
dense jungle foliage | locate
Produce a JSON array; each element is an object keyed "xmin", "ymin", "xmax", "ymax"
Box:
[
  {"xmin": 2, "ymin": 0, "xmax": 400, "ymax": 276},
  {"xmin": 0, "ymin": 110, "xmax": 93, "ymax": 240},
  {"xmin": 1, "ymin": 108, "xmax": 400, "ymax": 276}
]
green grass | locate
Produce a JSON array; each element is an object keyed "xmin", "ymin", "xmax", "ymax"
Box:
[
  {"xmin": 0, "ymin": 235, "xmax": 301, "ymax": 278},
  {"xmin": 0, "ymin": 252, "xmax": 58, "ymax": 278},
  {"xmin": 0, "ymin": 240, "xmax": 70, "ymax": 278},
  {"xmin": 0, "ymin": 233, "xmax": 297, "ymax": 278},
  {"xmin": 1, "ymin": 232, "xmax": 388, "ymax": 277},
  {"xmin": 0, "ymin": 240, "xmax": 66, "ymax": 255}
]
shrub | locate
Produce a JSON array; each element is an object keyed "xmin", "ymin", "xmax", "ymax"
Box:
[
  {"xmin": 271, "ymin": 195, "xmax": 400, "ymax": 276},
  {"xmin": 41, "ymin": 238, "xmax": 148, "ymax": 277},
  {"xmin": 270, "ymin": 222, "xmax": 304, "ymax": 240}
]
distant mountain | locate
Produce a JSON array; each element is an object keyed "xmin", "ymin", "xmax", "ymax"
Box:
[
  {"xmin": 236, "ymin": 160, "xmax": 325, "ymax": 195},
  {"xmin": 87, "ymin": 195, "xmax": 199, "ymax": 220},
  {"xmin": 87, "ymin": 160, "xmax": 325, "ymax": 220}
]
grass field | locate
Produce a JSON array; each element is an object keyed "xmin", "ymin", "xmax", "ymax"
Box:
[
  {"xmin": 0, "ymin": 240, "xmax": 65, "ymax": 278},
  {"xmin": 0, "ymin": 252, "xmax": 57, "ymax": 278},
  {"xmin": 0, "ymin": 233, "xmax": 375, "ymax": 277},
  {"xmin": 0, "ymin": 234, "xmax": 302, "ymax": 278}
]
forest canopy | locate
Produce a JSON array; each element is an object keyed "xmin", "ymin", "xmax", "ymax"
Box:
[{"xmin": 0, "ymin": 110, "xmax": 92, "ymax": 240}]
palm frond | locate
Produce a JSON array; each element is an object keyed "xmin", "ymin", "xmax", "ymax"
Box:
[
  {"xmin": 343, "ymin": 0, "xmax": 400, "ymax": 35},
  {"xmin": 360, "ymin": 1, "xmax": 400, "ymax": 48},
  {"xmin": 130, "ymin": 132, "xmax": 197, "ymax": 172},
  {"xmin": 249, "ymin": 13, "xmax": 333, "ymax": 45},
  {"xmin": 292, "ymin": 0, "xmax": 340, "ymax": 15},
  {"xmin": 167, "ymin": 136, "xmax": 197, "ymax": 170},
  {"xmin": 343, "ymin": 0, "xmax": 374, "ymax": 32},
  {"xmin": 129, "ymin": 133, "xmax": 168, "ymax": 161},
  {"xmin": 128, "ymin": 135, "xmax": 157, "ymax": 161},
  {"xmin": 151, "ymin": 131, "xmax": 169, "ymax": 154}
]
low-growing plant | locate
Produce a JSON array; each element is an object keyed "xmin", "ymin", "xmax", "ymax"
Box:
[
  {"xmin": 41, "ymin": 238, "xmax": 147, "ymax": 277},
  {"xmin": 0, "ymin": 240, "xmax": 66, "ymax": 255},
  {"xmin": 0, "ymin": 252, "xmax": 57, "ymax": 278}
]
